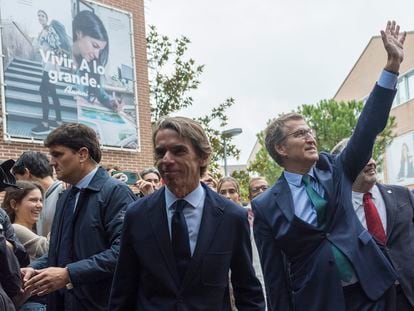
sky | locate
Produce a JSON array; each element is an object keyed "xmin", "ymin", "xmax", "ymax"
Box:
[{"xmin": 145, "ymin": 0, "xmax": 414, "ymax": 165}]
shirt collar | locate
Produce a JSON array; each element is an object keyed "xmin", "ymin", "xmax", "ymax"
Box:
[
  {"xmin": 352, "ymin": 184, "xmax": 378, "ymax": 205},
  {"xmin": 74, "ymin": 166, "xmax": 99, "ymax": 189},
  {"xmin": 165, "ymin": 183, "xmax": 204, "ymax": 210},
  {"xmin": 284, "ymin": 166, "xmax": 316, "ymax": 187}
]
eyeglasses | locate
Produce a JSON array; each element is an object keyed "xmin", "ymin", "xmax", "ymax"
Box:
[
  {"xmin": 280, "ymin": 128, "xmax": 316, "ymax": 142},
  {"xmin": 251, "ymin": 185, "xmax": 269, "ymax": 193}
]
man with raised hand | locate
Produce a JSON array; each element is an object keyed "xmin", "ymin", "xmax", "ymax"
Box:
[{"xmin": 253, "ymin": 21, "xmax": 406, "ymax": 311}]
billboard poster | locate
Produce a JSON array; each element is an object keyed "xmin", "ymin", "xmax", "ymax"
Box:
[
  {"xmin": 385, "ymin": 132, "xmax": 414, "ymax": 186},
  {"xmin": 0, "ymin": 0, "xmax": 139, "ymax": 149}
]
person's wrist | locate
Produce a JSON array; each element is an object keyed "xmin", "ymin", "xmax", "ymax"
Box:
[{"xmin": 385, "ymin": 58, "xmax": 401, "ymax": 74}]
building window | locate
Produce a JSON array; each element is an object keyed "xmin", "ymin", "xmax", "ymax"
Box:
[{"xmin": 393, "ymin": 69, "xmax": 414, "ymax": 107}]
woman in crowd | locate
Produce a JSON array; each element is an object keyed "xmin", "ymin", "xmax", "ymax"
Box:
[
  {"xmin": 217, "ymin": 176, "xmax": 242, "ymax": 205},
  {"xmin": 3, "ymin": 181, "xmax": 48, "ymax": 261}
]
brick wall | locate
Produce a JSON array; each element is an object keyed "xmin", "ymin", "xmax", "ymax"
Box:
[{"xmin": 0, "ymin": 0, "xmax": 154, "ymax": 172}]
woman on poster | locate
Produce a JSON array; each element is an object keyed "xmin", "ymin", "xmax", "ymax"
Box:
[
  {"xmin": 71, "ymin": 10, "xmax": 123, "ymax": 113},
  {"xmin": 397, "ymin": 142, "xmax": 414, "ymax": 180}
]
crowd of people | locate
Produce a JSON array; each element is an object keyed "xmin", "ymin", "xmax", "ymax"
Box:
[{"xmin": 0, "ymin": 20, "xmax": 413, "ymax": 311}]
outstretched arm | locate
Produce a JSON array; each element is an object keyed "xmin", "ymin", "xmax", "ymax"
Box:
[{"xmin": 340, "ymin": 21, "xmax": 405, "ymax": 181}]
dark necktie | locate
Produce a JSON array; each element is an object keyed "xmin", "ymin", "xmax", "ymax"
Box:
[
  {"xmin": 171, "ymin": 199, "xmax": 191, "ymax": 282},
  {"xmin": 302, "ymin": 175, "xmax": 353, "ymax": 282},
  {"xmin": 363, "ymin": 193, "xmax": 387, "ymax": 245},
  {"xmin": 57, "ymin": 186, "xmax": 80, "ymax": 268}
]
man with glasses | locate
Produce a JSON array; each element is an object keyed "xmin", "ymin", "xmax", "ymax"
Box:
[
  {"xmin": 249, "ymin": 177, "xmax": 269, "ymax": 201},
  {"xmin": 252, "ymin": 21, "xmax": 406, "ymax": 311}
]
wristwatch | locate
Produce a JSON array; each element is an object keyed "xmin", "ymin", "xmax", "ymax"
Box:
[{"xmin": 65, "ymin": 267, "xmax": 74, "ymax": 290}]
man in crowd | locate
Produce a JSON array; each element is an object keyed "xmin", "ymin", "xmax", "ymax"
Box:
[
  {"xmin": 12, "ymin": 151, "xmax": 65, "ymax": 237},
  {"xmin": 110, "ymin": 116, "xmax": 265, "ymax": 310},
  {"xmin": 351, "ymin": 158, "xmax": 414, "ymax": 311},
  {"xmin": 249, "ymin": 177, "xmax": 269, "ymax": 202},
  {"xmin": 21, "ymin": 123, "xmax": 136, "ymax": 311},
  {"xmin": 135, "ymin": 167, "xmax": 162, "ymax": 196},
  {"xmin": 332, "ymin": 140, "xmax": 414, "ymax": 310},
  {"xmin": 252, "ymin": 21, "xmax": 405, "ymax": 310}
]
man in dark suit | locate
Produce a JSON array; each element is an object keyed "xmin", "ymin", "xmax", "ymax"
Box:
[
  {"xmin": 109, "ymin": 116, "xmax": 265, "ymax": 310},
  {"xmin": 252, "ymin": 21, "xmax": 406, "ymax": 311},
  {"xmin": 21, "ymin": 123, "xmax": 136, "ymax": 310},
  {"xmin": 349, "ymin": 157, "xmax": 414, "ymax": 310}
]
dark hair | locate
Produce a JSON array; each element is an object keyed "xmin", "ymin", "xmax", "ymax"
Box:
[
  {"xmin": 37, "ymin": 10, "xmax": 48, "ymax": 21},
  {"xmin": 12, "ymin": 151, "xmax": 53, "ymax": 178},
  {"xmin": 44, "ymin": 123, "xmax": 102, "ymax": 163},
  {"xmin": 139, "ymin": 167, "xmax": 160, "ymax": 180},
  {"xmin": 217, "ymin": 176, "xmax": 240, "ymax": 195},
  {"xmin": 265, "ymin": 112, "xmax": 304, "ymax": 165},
  {"xmin": 3, "ymin": 181, "xmax": 44, "ymax": 224},
  {"xmin": 72, "ymin": 10, "xmax": 109, "ymax": 67},
  {"xmin": 153, "ymin": 116, "xmax": 212, "ymax": 176}
]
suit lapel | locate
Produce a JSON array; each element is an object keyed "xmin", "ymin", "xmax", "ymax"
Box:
[
  {"xmin": 377, "ymin": 184, "xmax": 396, "ymax": 237},
  {"xmin": 274, "ymin": 177, "xmax": 295, "ymax": 222},
  {"xmin": 181, "ymin": 188, "xmax": 224, "ymax": 288},
  {"xmin": 148, "ymin": 188, "xmax": 181, "ymax": 287}
]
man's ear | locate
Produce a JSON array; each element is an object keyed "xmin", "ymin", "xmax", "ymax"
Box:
[
  {"xmin": 10, "ymin": 199, "xmax": 17, "ymax": 210},
  {"xmin": 24, "ymin": 168, "xmax": 32, "ymax": 178},
  {"xmin": 275, "ymin": 143, "xmax": 287, "ymax": 158},
  {"xmin": 78, "ymin": 147, "xmax": 90, "ymax": 163},
  {"xmin": 199, "ymin": 156, "xmax": 209, "ymax": 169}
]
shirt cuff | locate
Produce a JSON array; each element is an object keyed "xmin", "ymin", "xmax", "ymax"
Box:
[{"xmin": 377, "ymin": 70, "xmax": 398, "ymax": 90}]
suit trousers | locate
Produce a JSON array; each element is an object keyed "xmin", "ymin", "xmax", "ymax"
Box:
[{"xmin": 396, "ymin": 285, "xmax": 413, "ymax": 311}]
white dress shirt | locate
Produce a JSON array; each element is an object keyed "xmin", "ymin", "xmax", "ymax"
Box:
[{"xmin": 351, "ymin": 184, "xmax": 387, "ymax": 232}]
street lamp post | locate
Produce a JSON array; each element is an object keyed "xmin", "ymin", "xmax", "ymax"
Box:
[{"xmin": 221, "ymin": 128, "xmax": 242, "ymax": 176}]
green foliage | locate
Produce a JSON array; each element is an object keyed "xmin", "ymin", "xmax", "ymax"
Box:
[
  {"xmin": 298, "ymin": 100, "xmax": 362, "ymax": 153},
  {"xmin": 147, "ymin": 25, "xmax": 240, "ymax": 166},
  {"xmin": 298, "ymin": 99, "xmax": 396, "ymax": 167},
  {"xmin": 196, "ymin": 98, "xmax": 240, "ymax": 166},
  {"xmin": 248, "ymin": 99, "xmax": 396, "ymax": 178},
  {"xmin": 147, "ymin": 25, "xmax": 204, "ymax": 122},
  {"xmin": 247, "ymin": 130, "xmax": 283, "ymax": 185}
]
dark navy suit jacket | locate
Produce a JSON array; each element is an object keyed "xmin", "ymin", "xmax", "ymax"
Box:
[
  {"xmin": 109, "ymin": 184, "xmax": 265, "ymax": 310},
  {"xmin": 252, "ymin": 84, "xmax": 398, "ymax": 311},
  {"xmin": 376, "ymin": 183, "xmax": 414, "ymax": 307}
]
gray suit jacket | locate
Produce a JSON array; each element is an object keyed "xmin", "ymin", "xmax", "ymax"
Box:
[{"xmin": 377, "ymin": 183, "xmax": 414, "ymax": 307}]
